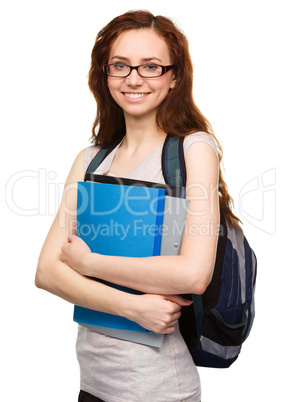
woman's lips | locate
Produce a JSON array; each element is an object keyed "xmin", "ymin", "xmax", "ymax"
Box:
[{"xmin": 122, "ymin": 92, "xmax": 151, "ymax": 99}]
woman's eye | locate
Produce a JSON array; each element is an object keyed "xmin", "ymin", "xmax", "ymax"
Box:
[
  {"xmin": 113, "ymin": 63, "xmax": 126, "ymax": 70},
  {"xmin": 144, "ymin": 64, "xmax": 158, "ymax": 71}
]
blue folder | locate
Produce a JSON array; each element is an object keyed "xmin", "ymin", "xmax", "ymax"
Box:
[{"xmin": 74, "ymin": 181, "xmax": 166, "ymax": 333}]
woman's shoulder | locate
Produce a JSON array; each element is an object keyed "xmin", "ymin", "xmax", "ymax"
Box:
[
  {"xmin": 183, "ymin": 131, "xmax": 218, "ymax": 159},
  {"xmin": 83, "ymin": 144, "xmax": 102, "ymax": 173}
]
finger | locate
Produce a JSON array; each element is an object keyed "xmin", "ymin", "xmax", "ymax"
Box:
[
  {"xmin": 169, "ymin": 318, "xmax": 180, "ymax": 327},
  {"xmin": 172, "ymin": 295, "xmax": 192, "ymax": 306},
  {"xmin": 166, "ymin": 295, "xmax": 193, "ymax": 306},
  {"xmin": 171, "ymin": 311, "xmax": 181, "ymax": 320},
  {"xmin": 165, "ymin": 316, "xmax": 183, "ymax": 332},
  {"xmin": 61, "ymin": 242, "xmax": 70, "ymax": 252},
  {"xmin": 163, "ymin": 326, "xmax": 176, "ymax": 334},
  {"xmin": 165, "ymin": 300, "xmax": 183, "ymax": 314},
  {"xmin": 158, "ymin": 314, "xmax": 181, "ymax": 333}
]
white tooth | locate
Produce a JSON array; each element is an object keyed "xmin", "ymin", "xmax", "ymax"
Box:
[{"xmin": 125, "ymin": 93, "xmax": 146, "ymax": 98}]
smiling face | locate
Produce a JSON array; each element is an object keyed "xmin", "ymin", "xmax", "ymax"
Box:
[{"xmin": 106, "ymin": 29, "xmax": 176, "ymax": 120}]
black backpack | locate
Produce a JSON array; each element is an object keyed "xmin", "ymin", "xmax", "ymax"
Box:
[{"xmin": 85, "ymin": 135, "xmax": 257, "ymax": 368}]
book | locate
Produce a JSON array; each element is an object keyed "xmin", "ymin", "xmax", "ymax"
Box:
[
  {"xmin": 160, "ymin": 195, "xmax": 189, "ymax": 256},
  {"xmin": 74, "ymin": 181, "xmax": 166, "ymax": 334},
  {"xmin": 80, "ymin": 194, "xmax": 189, "ymax": 348},
  {"xmin": 76, "ymin": 181, "xmax": 166, "ymax": 258},
  {"xmin": 82, "ymin": 325, "xmax": 165, "ymax": 348},
  {"xmin": 73, "ymin": 178, "xmax": 189, "ymax": 347}
]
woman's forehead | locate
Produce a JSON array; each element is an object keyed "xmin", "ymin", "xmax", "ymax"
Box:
[{"xmin": 108, "ymin": 29, "xmax": 171, "ymax": 63}]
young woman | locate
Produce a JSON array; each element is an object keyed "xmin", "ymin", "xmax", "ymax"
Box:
[{"xmin": 36, "ymin": 10, "xmax": 238, "ymax": 401}]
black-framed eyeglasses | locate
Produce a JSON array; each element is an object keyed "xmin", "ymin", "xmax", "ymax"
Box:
[{"xmin": 103, "ymin": 63, "xmax": 174, "ymax": 78}]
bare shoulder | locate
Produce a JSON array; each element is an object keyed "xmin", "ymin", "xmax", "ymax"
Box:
[
  {"xmin": 183, "ymin": 132, "xmax": 219, "ymax": 161},
  {"xmin": 36, "ymin": 148, "xmax": 87, "ymax": 268},
  {"xmin": 185, "ymin": 140, "xmax": 219, "ymax": 187},
  {"xmin": 64, "ymin": 148, "xmax": 87, "ymax": 186}
]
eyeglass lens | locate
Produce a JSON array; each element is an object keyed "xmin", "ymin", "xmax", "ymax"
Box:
[{"xmin": 106, "ymin": 64, "xmax": 163, "ymax": 78}]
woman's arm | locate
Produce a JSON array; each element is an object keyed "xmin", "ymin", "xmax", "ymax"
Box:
[
  {"xmin": 35, "ymin": 149, "xmax": 189, "ymax": 333},
  {"xmin": 62, "ymin": 142, "xmax": 220, "ymax": 295}
]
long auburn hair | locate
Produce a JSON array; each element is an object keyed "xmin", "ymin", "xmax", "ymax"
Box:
[{"xmin": 88, "ymin": 10, "xmax": 240, "ymax": 224}]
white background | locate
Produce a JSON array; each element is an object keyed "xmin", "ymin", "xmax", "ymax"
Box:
[{"xmin": 1, "ymin": 0, "xmax": 280, "ymax": 401}]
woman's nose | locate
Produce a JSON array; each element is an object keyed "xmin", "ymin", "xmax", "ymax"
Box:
[{"xmin": 125, "ymin": 69, "xmax": 144, "ymax": 86}]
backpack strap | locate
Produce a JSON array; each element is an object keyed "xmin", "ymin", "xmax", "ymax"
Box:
[
  {"xmin": 84, "ymin": 136, "xmax": 123, "ymax": 180},
  {"xmin": 161, "ymin": 135, "xmax": 186, "ymax": 187}
]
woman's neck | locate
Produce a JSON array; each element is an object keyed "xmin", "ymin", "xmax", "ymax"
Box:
[{"xmin": 123, "ymin": 113, "xmax": 166, "ymax": 152}]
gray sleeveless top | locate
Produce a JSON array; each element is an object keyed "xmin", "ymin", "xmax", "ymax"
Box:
[{"xmin": 76, "ymin": 132, "xmax": 218, "ymax": 401}]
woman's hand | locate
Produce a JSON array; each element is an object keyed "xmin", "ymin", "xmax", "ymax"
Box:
[
  {"xmin": 126, "ymin": 294, "xmax": 192, "ymax": 334},
  {"xmin": 61, "ymin": 235, "xmax": 91, "ymax": 275}
]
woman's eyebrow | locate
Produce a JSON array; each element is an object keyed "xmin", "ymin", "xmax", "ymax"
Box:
[
  {"xmin": 110, "ymin": 56, "xmax": 162, "ymax": 63},
  {"xmin": 110, "ymin": 56, "xmax": 129, "ymax": 62},
  {"xmin": 142, "ymin": 57, "xmax": 162, "ymax": 62}
]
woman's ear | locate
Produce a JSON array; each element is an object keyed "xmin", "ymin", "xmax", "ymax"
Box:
[{"xmin": 169, "ymin": 75, "xmax": 177, "ymax": 90}]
